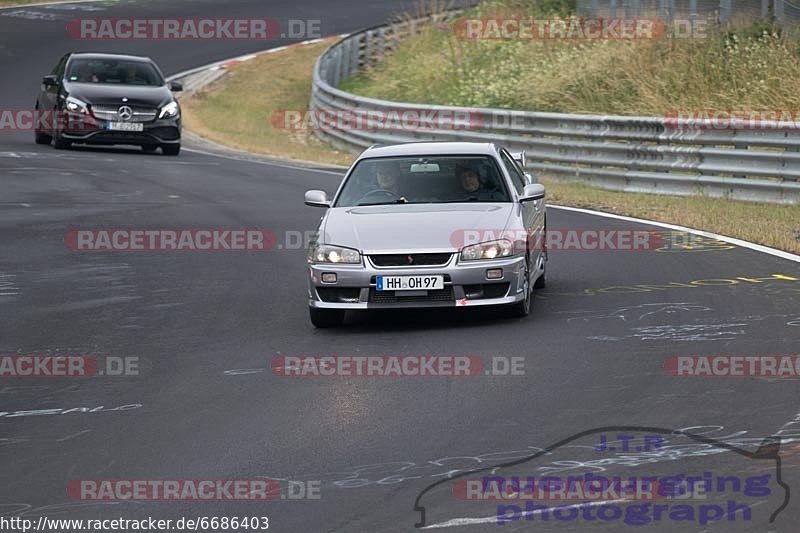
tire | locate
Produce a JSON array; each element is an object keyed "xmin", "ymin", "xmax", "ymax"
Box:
[
  {"xmin": 309, "ymin": 307, "xmax": 345, "ymax": 328},
  {"xmin": 35, "ymin": 129, "xmax": 52, "ymax": 145},
  {"xmin": 34, "ymin": 105, "xmax": 52, "ymax": 145},
  {"xmin": 509, "ymin": 259, "xmax": 532, "ymax": 317},
  {"xmin": 142, "ymin": 145, "xmax": 158, "ymax": 153},
  {"xmin": 533, "ymin": 217, "xmax": 547, "ymax": 290},
  {"xmin": 53, "ymin": 134, "xmax": 71, "ymax": 150},
  {"xmin": 162, "ymin": 143, "xmax": 180, "ymax": 156}
]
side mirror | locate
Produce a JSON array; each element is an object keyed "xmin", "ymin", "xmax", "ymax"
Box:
[
  {"xmin": 169, "ymin": 81, "xmax": 183, "ymax": 92},
  {"xmin": 305, "ymin": 190, "xmax": 330, "ymax": 207},
  {"xmin": 520, "ymin": 183, "xmax": 545, "ymax": 202},
  {"xmin": 42, "ymin": 75, "xmax": 58, "ymax": 87}
]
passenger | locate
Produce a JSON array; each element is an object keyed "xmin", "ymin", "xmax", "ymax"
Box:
[{"xmin": 455, "ymin": 165, "xmax": 504, "ymax": 201}]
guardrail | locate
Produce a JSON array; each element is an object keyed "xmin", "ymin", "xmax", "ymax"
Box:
[{"xmin": 310, "ymin": 16, "xmax": 800, "ymax": 204}]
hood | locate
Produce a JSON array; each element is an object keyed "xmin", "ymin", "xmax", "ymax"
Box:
[
  {"xmin": 64, "ymin": 82, "xmax": 174, "ymax": 108},
  {"xmin": 321, "ymin": 203, "xmax": 514, "ymax": 254}
]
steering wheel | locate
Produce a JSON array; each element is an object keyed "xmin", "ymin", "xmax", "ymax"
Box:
[{"xmin": 358, "ymin": 189, "xmax": 399, "ymax": 203}]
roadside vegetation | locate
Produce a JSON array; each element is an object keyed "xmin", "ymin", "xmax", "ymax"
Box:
[
  {"xmin": 180, "ymin": 39, "xmax": 353, "ymax": 166},
  {"xmin": 341, "ymin": 0, "xmax": 800, "ymax": 115}
]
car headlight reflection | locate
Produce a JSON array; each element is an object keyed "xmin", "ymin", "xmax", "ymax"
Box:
[
  {"xmin": 460, "ymin": 239, "xmax": 514, "ymax": 261},
  {"xmin": 65, "ymin": 96, "xmax": 89, "ymax": 115},
  {"xmin": 308, "ymin": 244, "xmax": 361, "ymax": 264},
  {"xmin": 159, "ymin": 101, "xmax": 180, "ymax": 119}
]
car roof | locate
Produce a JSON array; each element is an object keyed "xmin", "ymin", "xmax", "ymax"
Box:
[
  {"xmin": 359, "ymin": 142, "xmax": 499, "ymax": 159},
  {"xmin": 69, "ymin": 53, "xmax": 154, "ymax": 63}
]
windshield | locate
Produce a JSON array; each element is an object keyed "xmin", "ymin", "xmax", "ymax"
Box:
[
  {"xmin": 334, "ymin": 155, "xmax": 511, "ymax": 207},
  {"xmin": 66, "ymin": 58, "xmax": 164, "ymax": 86}
]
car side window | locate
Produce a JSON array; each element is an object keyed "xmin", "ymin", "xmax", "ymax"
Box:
[
  {"xmin": 500, "ymin": 150, "xmax": 526, "ymax": 195},
  {"xmin": 52, "ymin": 54, "xmax": 70, "ymax": 79}
]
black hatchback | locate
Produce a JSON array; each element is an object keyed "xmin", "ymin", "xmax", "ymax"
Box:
[{"xmin": 35, "ymin": 52, "xmax": 183, "ymax": 155}]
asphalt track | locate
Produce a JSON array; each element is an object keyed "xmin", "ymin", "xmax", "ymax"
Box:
[{"xmin": 1, "ymin": 1, "xmax": 799, "ymax": 532}]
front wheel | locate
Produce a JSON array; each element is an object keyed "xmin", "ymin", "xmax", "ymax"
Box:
[
  {"xmin": 53, "ymin": 134, "xmax": 71, "ymax": 150},
  {"xmin": 34, "ymin": 105, "xmax": 52, "ymax": 145},
  {"xmin": 509, "ymin": 260, "xmax": 532, "ymax": 317},
  {"xmin": 309, "ymin": 307, "xmax": 345, "ymax": 328},
  {"xmin": 161, "ymin": 143, "xmax": 180, "ymax": 156},
  {"xmin": 35, "ymin": 129, "xmax": 52, "ymax": 145}
]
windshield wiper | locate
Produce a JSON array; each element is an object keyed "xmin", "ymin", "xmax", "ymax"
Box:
[
  {"xmin": 442, "ymin": 196, "xmax": 481, "ymax": 203},
  {"xmin": 357, "ymin": 197, "xmax": 409, "ymax": 206}
]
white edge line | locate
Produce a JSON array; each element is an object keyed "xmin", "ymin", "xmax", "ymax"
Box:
[
  {"xmin": 422, "ymin": 498, "xmax": 629, "ymax": 529},
  {"xmin": 0, "ymin": 0, "xmax": 104, "ymax": 11},
  {"xmin": 165, "ymin": 33, "xmax": 348, "ymax": 82},
  {"xmin": 181, "ymin": 147, "xmax": 345, "ymax": 176},
  {"xmin": 549, "ymin": 204, "xmax": 800, "ymax": 264}
]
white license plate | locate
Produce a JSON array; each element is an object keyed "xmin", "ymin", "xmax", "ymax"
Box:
[
  {"xmin": 107, "ymin": 122, "xmax": 143, "ymax": 132},
  {"xmin": 376, "ymin": 275, "xmax": 444, "ymax": 291}
]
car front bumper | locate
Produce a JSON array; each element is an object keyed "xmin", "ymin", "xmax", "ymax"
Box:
[
  {"xmin": 307, "ymin": 253, "xmax": 527, "ymax": 309},
  {"xmin": 60, "ymin": 115, "xmax": 181, "ymax": 146}
]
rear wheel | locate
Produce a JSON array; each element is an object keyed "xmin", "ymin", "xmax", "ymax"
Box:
[
  {"xmin": 162, "ymin": 143, "xmax": 180, "ymax": 156},
  {"xmin": 309, "ymin": 307, "xmax": 345, "ymax": 328}
]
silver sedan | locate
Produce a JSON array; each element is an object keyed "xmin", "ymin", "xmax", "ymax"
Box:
[{"xmin": 303, "ymin": 142, "xmax": 546, "ymax": 327}]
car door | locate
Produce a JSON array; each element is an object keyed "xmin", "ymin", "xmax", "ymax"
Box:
[{"xmin": 499, "ymin": 149, "xmax": 544, "ymax": 273}]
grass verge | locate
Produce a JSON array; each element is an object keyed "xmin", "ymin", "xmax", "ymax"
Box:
[
  {"xmin": 341, "ymin": 0, "xmax": 800, "ymax": 116},
  {"xmin": 180, "ymin": 39, "xmax": 353, "ymax": 167},
  {"xmin": 542, "ymin": 178, "xmax": 800, "ymax": 254},
  {"xmin": 180, "ymin": 31, "xmax": 800, "ymax": 255}
]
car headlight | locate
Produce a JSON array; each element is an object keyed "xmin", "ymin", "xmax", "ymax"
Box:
[
  {"xmin": 460, "ymin": 239, "xmax": 514, "ymax": 261},
  {"xmin": 308, "ymin": 244, "xmax": 361, "ymax": 264},
  {"xmin": 159, "ymin": 101, "xmax": 180, "ymax": 119},
  {"xmin": 65, "ymin": 96, "xmax": 89, "ymax": 114}
]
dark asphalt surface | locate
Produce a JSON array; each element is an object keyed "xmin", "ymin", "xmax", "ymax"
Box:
[{"xmin": 1, "ymin": 1, "xmax": 799, "ymax": 532}]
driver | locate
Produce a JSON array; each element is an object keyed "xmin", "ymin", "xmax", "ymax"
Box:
[{"xmin": 375, "ymin": 166, "xmax": 401, "ymax": 195}]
